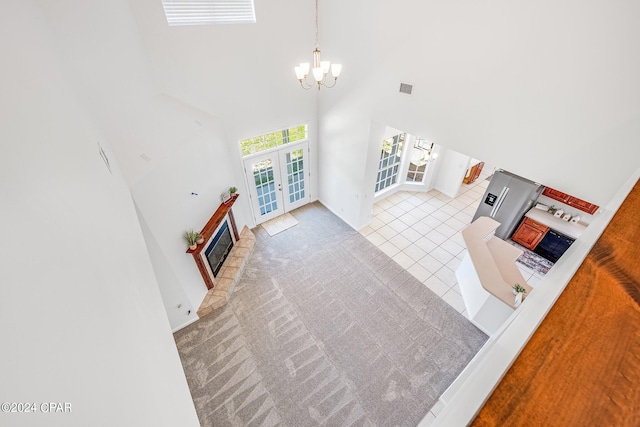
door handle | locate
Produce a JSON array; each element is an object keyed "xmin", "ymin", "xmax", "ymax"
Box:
[{"xmin": 490, "ymin": 187, "xmax": 509, "ymax": 217}]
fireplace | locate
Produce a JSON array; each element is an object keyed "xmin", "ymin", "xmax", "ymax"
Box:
[
  {"xmin": 205, "ymin": 220, "xmax": 234, "ymax": 277},
  {"xmin": 187, "ymin": 194, "xmax": 240, "ymax": 290},
  {"xmin": 187, "ymin": 194, "xmax": 257, "ymax": 317}
]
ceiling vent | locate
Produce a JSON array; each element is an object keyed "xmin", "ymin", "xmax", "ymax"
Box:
[{"xmin": 399, "ymin": 83, "xmax": 413, "ymax": 95}]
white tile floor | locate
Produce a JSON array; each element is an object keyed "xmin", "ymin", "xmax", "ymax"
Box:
[
  {"xmin": 360, "ymin": 176, "xmax": 549, "ymax": 425},
  {"xmin": 360, "ymin": 178, "xmax": 546, "ymax": 319}
]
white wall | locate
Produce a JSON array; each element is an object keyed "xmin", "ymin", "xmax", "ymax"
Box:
[
  {"xmin": 318, "ymin": 0, "xmax": 640, "ymax": 226},
  {"xmin": 35, "ymin": 0, "xmax": 295, "ymax": 330},
  {"xmin": 434, "ymin": 149, "xmax": 471, "ymax": 198},
  {"xmin": 135, "ymin": 203, "xmax": 197, "ymax": 331},
  {"xmin": 423, "ymin": 144, "xmax": 444, "ymax": 191},
  {"xmin": 128, "ymin": 0, "xmax": 319, "ymax": 173},
  {"xmin": 129, "ymin": 111, "xmax": 248, "ymax": 328},
  {"xmin": 318, "ymin": 105, "xmax": 380, "ymax": 229},
  {"xmin": 0, "ymin": 1, "xmax": 199, "ymax": 425}
]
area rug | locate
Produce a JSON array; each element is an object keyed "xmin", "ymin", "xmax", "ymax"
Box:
[
  {"xmin": 512, "ymin": 242, "xmax": 554, "ymax": 275},
  {"xmin": 261, "ymin": 212, "xmax": 299, "ymax": 236},
  {"xmin": 175, "ymin": 202, "xmax": 487, "ymax": 426}
]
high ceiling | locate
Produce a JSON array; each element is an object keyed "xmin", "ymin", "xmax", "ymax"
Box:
[{"xmin": 35, "ymin": 0, "xmax": 640, "ymax": 204}]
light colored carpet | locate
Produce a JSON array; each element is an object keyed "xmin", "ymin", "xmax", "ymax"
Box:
[
  {"xmin": 175, "ymin": 202, "xmax": 487, "ymax": 426},
  {"xmin": 261, "ymin": 212, "xmax": 299, "ymax": 236}
]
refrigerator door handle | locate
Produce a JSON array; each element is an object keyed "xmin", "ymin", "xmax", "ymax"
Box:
[{"xmin": 490, "ymin": 187, "xmax": 510, "ymax": 217}]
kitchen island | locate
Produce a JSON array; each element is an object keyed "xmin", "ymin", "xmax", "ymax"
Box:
[{"xmin": 456, "ymin": 217, "xmax": 532, "ymax": 335}]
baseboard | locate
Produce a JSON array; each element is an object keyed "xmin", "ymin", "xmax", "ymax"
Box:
[
  {"xmin": 316, "ymin": 198, "xmax": 361, "ymax": 231},
  {"xmin": 171, "ymin": 315, "xmax": 199, "ymax": 333}
]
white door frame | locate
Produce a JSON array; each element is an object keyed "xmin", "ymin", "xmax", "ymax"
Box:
[{"xmin": 243, "ymin": 141, "xmax": 311, "ymax": 225}]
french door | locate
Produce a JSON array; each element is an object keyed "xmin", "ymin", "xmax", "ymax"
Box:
[{"xmin": 243, "ymin": 142, "xmax": 310, "ymax": 224}]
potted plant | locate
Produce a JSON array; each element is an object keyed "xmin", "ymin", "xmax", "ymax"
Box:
[
  {"xmin": 229, "ymin": 186, "xmax": 238, "ymax": 197},
  {"xmin": 513, "ymin": 283, "xmax": 527, "ymax": 295},
  {"xmin": 513, "ymin": 283, "xmax": 527, "ymax": 308},
  {"xmin": 196, "ymin": 232, "xmax": 204, "ymax": 245},
  {"xmin": 184, "ymin": 230, "xmax": 199, "ymax": 250}
]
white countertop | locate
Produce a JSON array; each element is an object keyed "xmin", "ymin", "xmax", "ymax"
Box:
[
  {"xmin": 525, "ymin": 208, "xmax": 587, "ymax": 239},
  {"xmin": 461, "ymin": 217, "xmax": 532, "ymax": 308}
]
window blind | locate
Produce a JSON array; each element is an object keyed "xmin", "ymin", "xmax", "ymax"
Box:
[{"xmin": 161, "ymin": 0, "xmax": 256, "ymax": 26}]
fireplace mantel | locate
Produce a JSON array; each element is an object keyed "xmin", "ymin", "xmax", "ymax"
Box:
[{"xmin": 187, "ymin": 194, "xmax": 240, "ymax": 289}]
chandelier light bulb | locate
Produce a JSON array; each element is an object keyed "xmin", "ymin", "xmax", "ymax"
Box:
[
  {"xmin": 312, "ymin": 67, "xmax": 324, "ymax": 82},
  {"xmin": 331, "ymin": 63, "xmax": 342, "ymax": 78}
]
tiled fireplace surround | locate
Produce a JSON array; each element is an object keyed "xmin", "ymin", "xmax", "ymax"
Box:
[{"xmin": 187, "ymin": 195, "xmax": 256, "ymax": 317}]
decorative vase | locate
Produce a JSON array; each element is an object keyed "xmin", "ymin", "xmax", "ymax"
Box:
[
  {"xmin": 196, "ymin": 236, "xmax": 204, "ymax": 244},
  {"xmin": 514, "ymin": 292, "xmax": 524, "ymax": 308}
]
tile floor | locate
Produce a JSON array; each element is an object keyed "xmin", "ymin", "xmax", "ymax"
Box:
[
  {"xmin": 359, "ymin": 177, "xmax": 548, "ymax": 425},
  {"xmin": 359, "ymin": 178, "xmax": 547, "ymax": 320}
]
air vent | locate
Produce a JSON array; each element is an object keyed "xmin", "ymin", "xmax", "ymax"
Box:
[
  {"xmin": 161, "ymin": 0, "xmax": 256, "ymax": 26},
  {"xmin": 399, "ymin": 83, "xmax": 413, "ymax": 95}
]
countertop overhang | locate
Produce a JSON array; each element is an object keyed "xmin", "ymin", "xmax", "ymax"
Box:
[
  {"xmin": 461, "ymin": 216, "xmax": 532, "ymax": 308},
  {"xmin": 525, "ymin": 208, "xmax": 586, "ymax": 239}
]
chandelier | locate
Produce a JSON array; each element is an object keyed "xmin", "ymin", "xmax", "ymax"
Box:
[{"xmin": 294, "ymin": 0, "xmax": 342, "ymax": 90}]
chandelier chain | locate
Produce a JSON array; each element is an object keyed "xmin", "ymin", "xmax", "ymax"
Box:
[{"xmin": 315, "ymin": 0, "xmax": 319, "ymax": 50}]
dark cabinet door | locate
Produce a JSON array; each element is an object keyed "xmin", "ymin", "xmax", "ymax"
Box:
[{"xmin": 534, "ymin": 230, "xmax": 575, "ymax": 262}]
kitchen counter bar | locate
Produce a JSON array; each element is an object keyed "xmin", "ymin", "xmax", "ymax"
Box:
[
  {"xmin": 456, "ymin": 217, "xmax": 532, "ymax": 335},
  {"xmin": 462, "ymin": 216, "xmax": 532, "ymax": 307},
  {"xmin": 525, "ymin": 208, "xmax": 586, "ymax": 239}
]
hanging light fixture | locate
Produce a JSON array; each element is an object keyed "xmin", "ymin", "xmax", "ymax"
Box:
[{"xmin": 294, "ymin": 0, "xmax": 342, "ymax": 90}]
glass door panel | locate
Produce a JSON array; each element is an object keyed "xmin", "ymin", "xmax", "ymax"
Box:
[
  {"xmin": 244, "ymin": 153, "xmax": 284, "ymax": 223},
  {"xmin": 279, "ymin": 143, "xmax": 309, "ymax": 212}
]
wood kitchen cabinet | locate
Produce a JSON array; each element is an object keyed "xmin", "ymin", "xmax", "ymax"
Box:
[
  {"xmin": 542, "ymin": 187, "xmax": 599, "ymax": 215},
  {"xmin": 542, "ymin": 187, "xmax": 570, "ymax": 203},
  {"xmin": 565, "ymin": 197, "xmax": 599, "ymax": 214},
  {"xmin": 512, "ymin": 217, "xmax": 550, "ymax": 250}
]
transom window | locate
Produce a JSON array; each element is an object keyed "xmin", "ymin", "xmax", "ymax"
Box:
[
  {"xmin": 240, "ymin": 125, "xmax": 307, "ymax": 157},
  {"xmin": 375, "ymin": 133, "xmax": 405, "ymax": 193},
  {"xmin": 161, "ymin": 0, "xmax": 256, "ymax": 26}
]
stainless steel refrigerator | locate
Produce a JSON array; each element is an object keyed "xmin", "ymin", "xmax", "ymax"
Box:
[{"xmin": 471, "ymin": 169, "xmax": 543, "ymax": 240}]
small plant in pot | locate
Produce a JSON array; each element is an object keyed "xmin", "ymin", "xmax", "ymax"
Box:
[
  {"xmin": 513, "ymin": 283, "xmax": 527, "ymax": 308},
  {"xmin": 184, "ymin": 230, "xmax": 199, "ymax": 250},
  {"xmin": 229, "ymin": 186, "xmax": 238, "ymax": 196},
  {"xmin": 196, "ymin": 232, "xmax": 204, "ymax": 245},
  {"xmin": 513, "ymin": 283, "xmax": 527, "ymax": 295}
]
